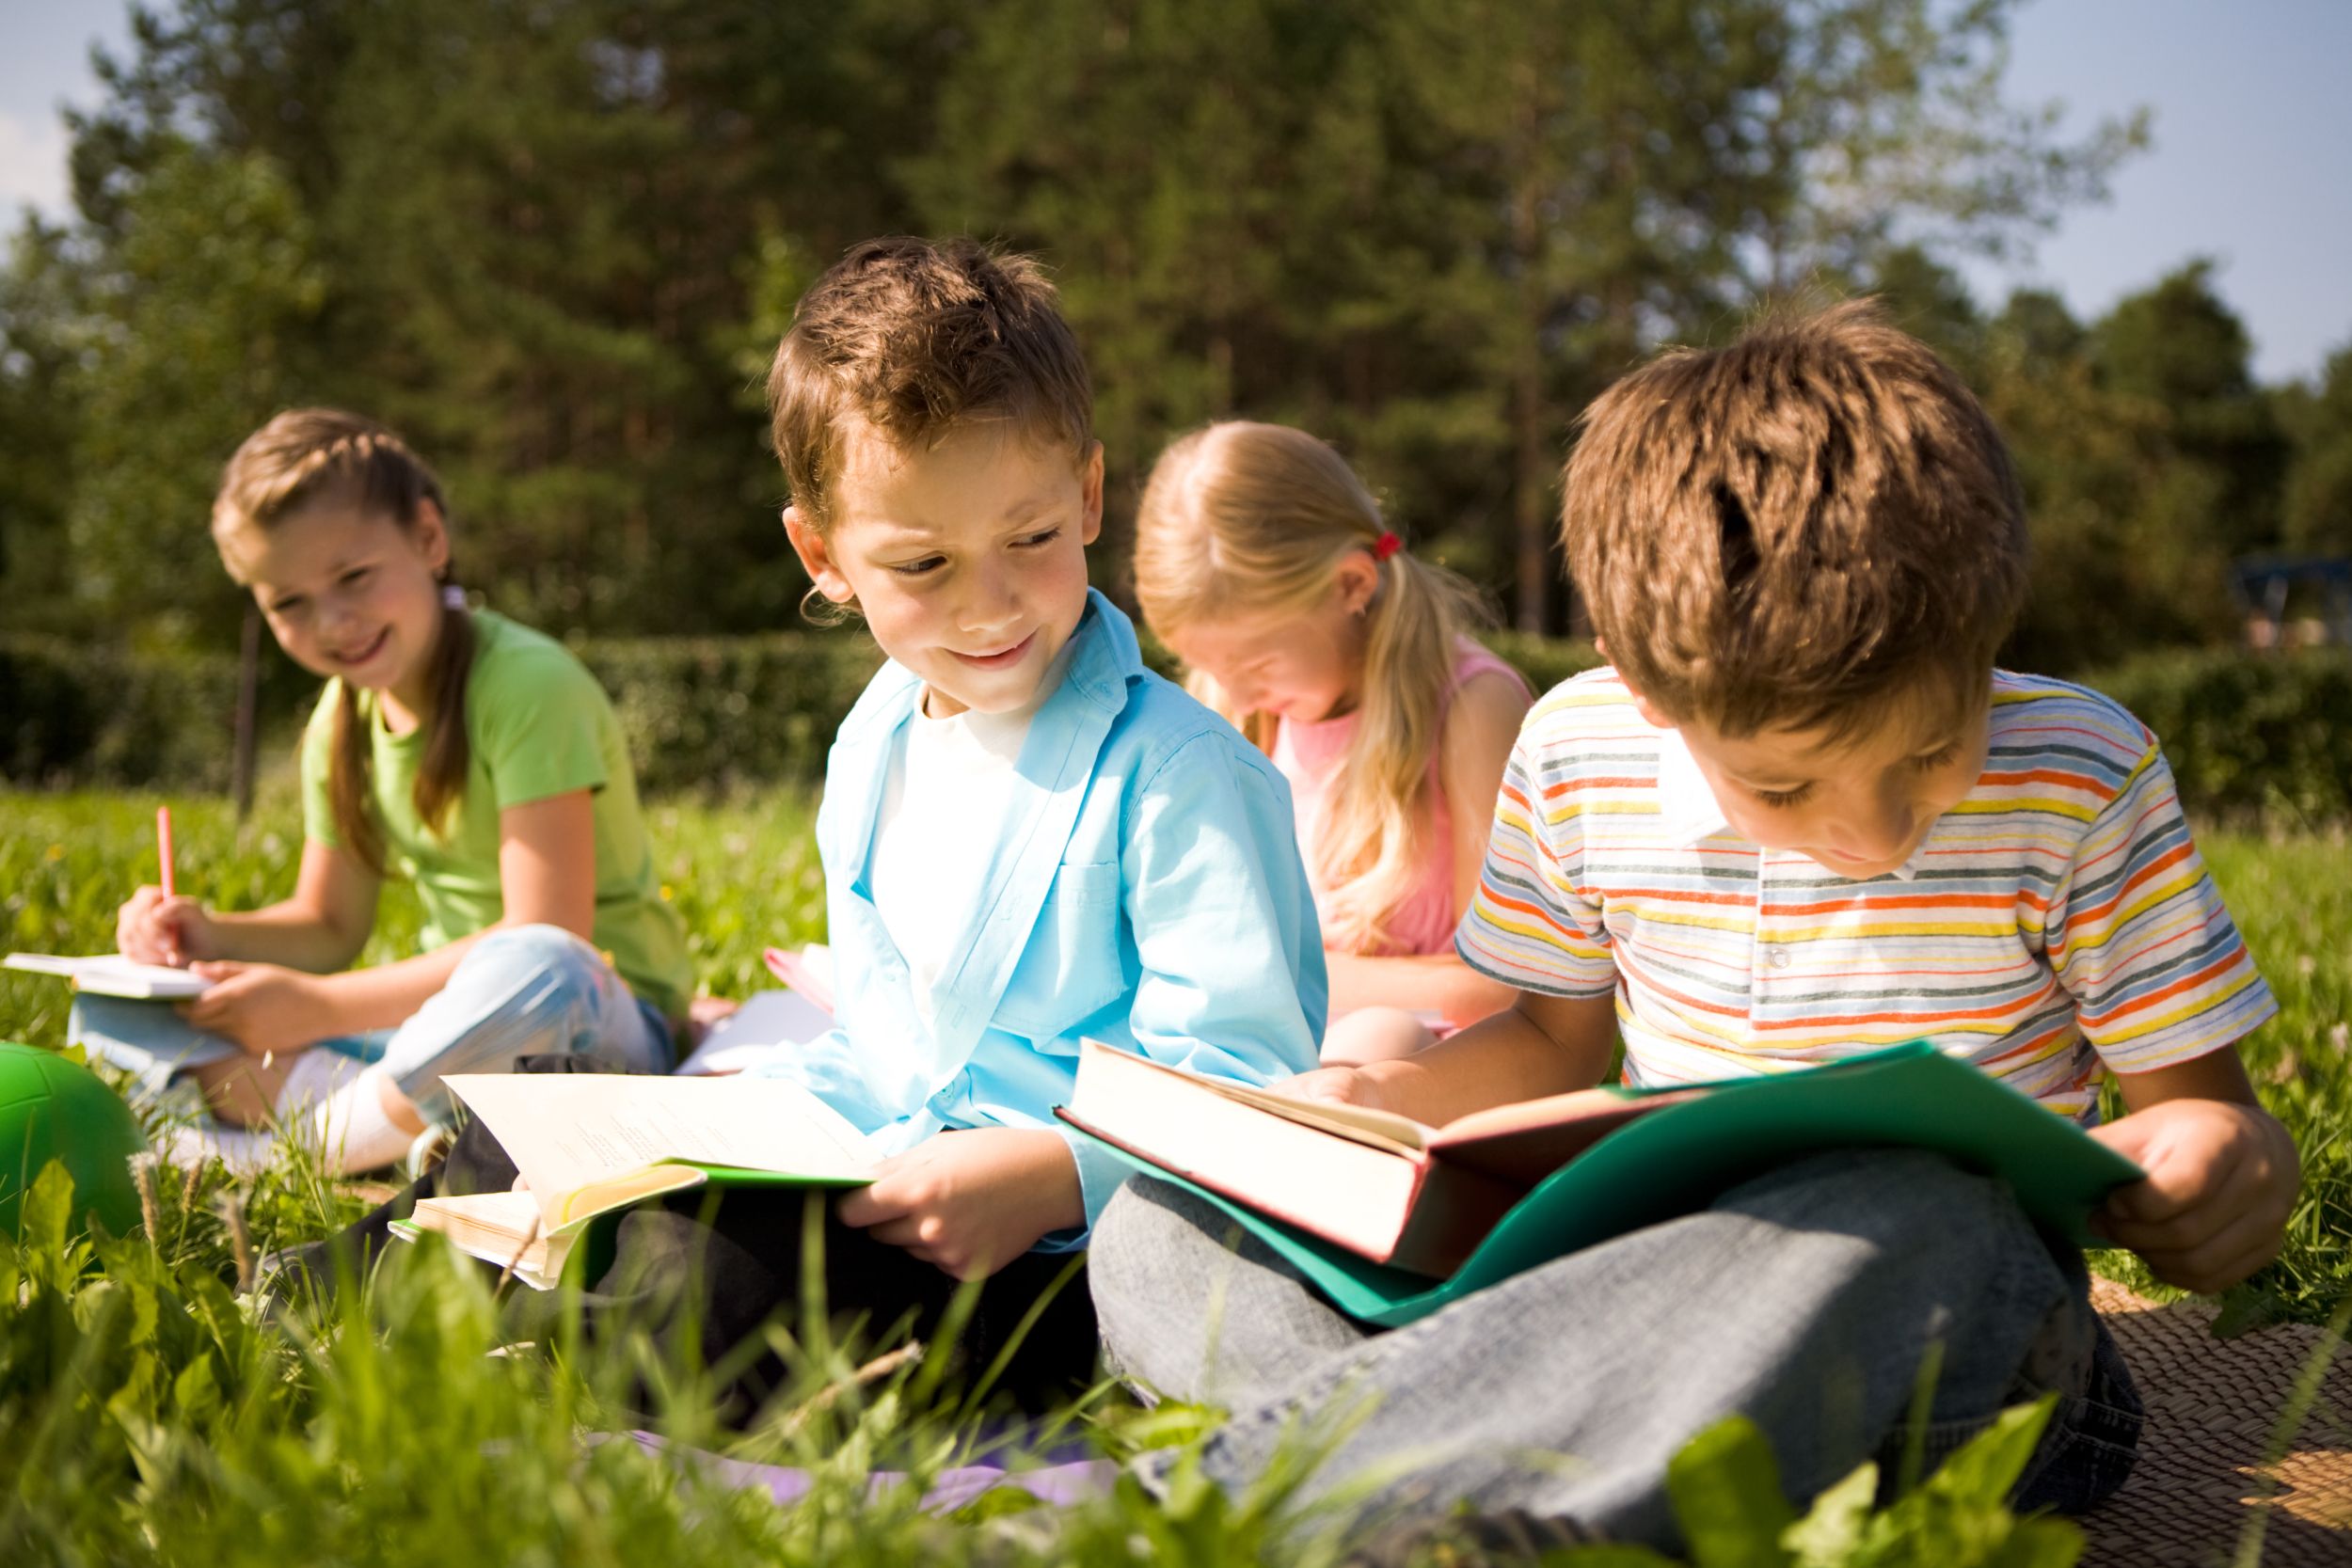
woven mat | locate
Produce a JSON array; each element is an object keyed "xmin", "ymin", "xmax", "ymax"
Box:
[{"xmin": 2075, "ymin": 1277, "xmax": 2350, "ymax": 1566}]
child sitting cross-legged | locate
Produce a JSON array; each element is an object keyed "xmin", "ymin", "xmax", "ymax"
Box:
[
  {"xmin": 82, "ymin": 411, "xmax": 692, "ymax": 1175},
  {"xmin": 1086, "ymin": 302, "xmax": 2300, "ymax": 1552},
  {"xmin": 346, "ymin": 236, "xmax": 1326, "ymax": 1418}
]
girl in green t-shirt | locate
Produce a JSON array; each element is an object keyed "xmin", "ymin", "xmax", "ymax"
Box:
[{"xmin": 77, "ymin": 409, "xmax": 691, "ymax": 1175}]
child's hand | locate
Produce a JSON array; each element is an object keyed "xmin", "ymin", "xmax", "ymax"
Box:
[
  {"xmin": 117, "ymin": 885, "xmax": 218, "ymax": 968},
  {"xmin": 835, "ymin": 1127, "xmax": 1083, "ymax": 1281},
  {"xmin": 178, "ymin": 961, "xmax": 331, "ymax": 1057},
  {"xmin": 2090, "ymin": 1098, "xmax": 2299, "ymax": 1293},
  {"xmin": 1278, "ymin": 1065, "xmax": 1387, "ymax": 1110}
]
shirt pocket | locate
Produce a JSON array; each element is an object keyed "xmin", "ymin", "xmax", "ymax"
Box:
[{"xmin": 989, "ymin": 859, "xmax": 1127, "ymax": 1040}]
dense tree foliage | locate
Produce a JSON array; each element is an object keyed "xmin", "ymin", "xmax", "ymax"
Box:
[{"xmin": 3, "ymin": 0, "xmax": 2342, "ymax": 669}]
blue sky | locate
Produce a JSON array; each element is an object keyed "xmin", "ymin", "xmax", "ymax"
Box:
[{"xmin": 2, "ymin": 0, "xmax": 2346, "ymax": 384}]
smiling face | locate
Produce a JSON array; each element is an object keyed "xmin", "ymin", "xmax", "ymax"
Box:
[
  {"xmin": 1644, "ymin": 685, "xmax": 1992, "ymax": 879},
  {"xmin": 215, "ymin": 501, "xmax": 451, "ymax": 718},
  {"xmin": 787, "ymin": 421, "xmax": 1104, "ymax": 719},
  {"xmin": 1158, "ymin": 553, "xmax": 1377, "ymax": 724}
]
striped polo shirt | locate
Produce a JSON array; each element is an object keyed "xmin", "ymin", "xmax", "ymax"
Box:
[{"xmin": 1456, "ymin": 669, "xmax": 2276, "ymax": 1118}]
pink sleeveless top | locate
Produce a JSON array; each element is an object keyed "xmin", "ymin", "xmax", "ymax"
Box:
[{"xmin": 1270, "ymin": 641, "xmax": 1531, "ymax": 957}]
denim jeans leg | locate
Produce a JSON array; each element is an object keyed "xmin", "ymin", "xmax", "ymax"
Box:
[
  {"xmin": 1089, "ymin": 1149, "xmax": 2103, "ymax": 1553},
  {"xmin": 373, "ymin": 924, "xmax": 674, "ymax": 1126},
  {"xmin": 1089, "ymin": 1175, "xmax": 1379, "ymax": 1410},
  {"xmin": 71, "ymin": 992, "xmax": 389, "ymax": 1108}
]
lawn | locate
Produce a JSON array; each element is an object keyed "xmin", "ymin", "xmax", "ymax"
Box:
[{"xmin": 2, "ymin": 784, "xmax": 2345, "ymax": 1565}]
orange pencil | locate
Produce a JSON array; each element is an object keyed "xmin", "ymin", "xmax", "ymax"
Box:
[{"xmin": 157, "ymin": 805, "xmax": 176, "ymax": 899}]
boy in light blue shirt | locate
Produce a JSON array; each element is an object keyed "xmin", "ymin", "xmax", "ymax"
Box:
[
  {"xmin": 754, "ymin": 237, "xmax": 1326, "ymax": 1288},
  {"xmin": 369, "ymin": 236, "xmax": 1325, "ymax": 1416}
]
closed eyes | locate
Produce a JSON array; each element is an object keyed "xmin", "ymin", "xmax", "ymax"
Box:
[{"xmin": 1750, "ymin": 742, "xmax": 1964, "ymax": 810}]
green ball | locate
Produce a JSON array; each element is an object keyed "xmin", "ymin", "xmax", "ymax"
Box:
[{"xmin": 0, "ymin": 1040, "xmax": 150, "ymax": 1242}]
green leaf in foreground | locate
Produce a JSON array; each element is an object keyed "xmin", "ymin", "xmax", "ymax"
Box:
[{"xmin": 1665, "ymin": 1415, "xmax": 1797, "ymax": 1568}]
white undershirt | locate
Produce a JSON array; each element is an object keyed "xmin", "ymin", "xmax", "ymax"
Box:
[{"xmin": 868, "ymin": 657, "xmax": 1069, "ymax": 1020}]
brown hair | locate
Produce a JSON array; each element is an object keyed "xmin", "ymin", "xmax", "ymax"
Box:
[
  {"xmin": 1135, "ymin": 422, "xmax": 1489, "ymax": 953},
  {"xmin": 766, "ymin": 236, "xmax": 1093, "ymax": 529},
  {"xmin": 214, "ymin": 409, "xmax": 474, "ymax": 876},
  {"xmin": 1563, "ymin": 299, "xmax": 2028, "ymax": 740}
]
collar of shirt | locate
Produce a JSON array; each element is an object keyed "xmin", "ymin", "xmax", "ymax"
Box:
[{"xmin": 1653, "ymin": 727, "xmax": 1928, "ymax": 883}]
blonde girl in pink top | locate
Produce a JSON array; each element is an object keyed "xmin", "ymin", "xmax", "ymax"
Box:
[{"xmin": 1134, "ymin": 421, "xmax": 1534, "ymax": 1065}]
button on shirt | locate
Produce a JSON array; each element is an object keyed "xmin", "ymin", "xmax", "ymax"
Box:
[{"xmin": 1455, "ymin": 670, "xmax": 2277, "ymax": 1118}]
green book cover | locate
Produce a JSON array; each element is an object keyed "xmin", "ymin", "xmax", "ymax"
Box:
[{"xmin": 1083, "ymin": 1040, "xmax": 2142, "ymax": 1328}]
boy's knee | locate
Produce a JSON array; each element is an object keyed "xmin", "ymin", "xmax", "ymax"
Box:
[
  {"xmin": 1724, "ymin": 1148, "xmax": 2074, "ymax": 1345},
  {"xmin": 1727, "ymin": 1147, "xmax": 2033, "ymax": 1247}
]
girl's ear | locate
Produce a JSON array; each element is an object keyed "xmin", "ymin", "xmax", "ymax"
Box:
[
  {"xmin": 1333, "ymin": 548, "xmax": 1380, "ymax": 616},
  {"xmin": 413, "ymin": 499, "xmax": 453, "ymax": 578},
  {"xmin": 783, "ymin": 506, "xmax": 857, "ymax": 604},
  {"xmin": 1078, "ymin": 442, "xmax": 1105, "ymax": 546}
]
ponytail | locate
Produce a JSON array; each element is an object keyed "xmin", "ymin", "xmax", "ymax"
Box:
[
  {"xmin": 410, "ymin": 591, "xmax": 476, "ymax": 843},
  {"xmin": 1318, "ymin": 549, "xmax": 1481, "ymax": 950},
  {"xmin": 330, "ymin": 679, "xmax": 383, "ymax": 876}
]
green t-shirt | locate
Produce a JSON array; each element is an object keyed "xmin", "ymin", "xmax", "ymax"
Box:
[{"xmin": 299, "ymin": 610, "xmax": 692, "ymax": 1022}]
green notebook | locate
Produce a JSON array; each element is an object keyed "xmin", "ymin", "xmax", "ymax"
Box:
[{"xmin": 1080, "ymin": 1040, "xmax": 2141, "ymax": 1328}]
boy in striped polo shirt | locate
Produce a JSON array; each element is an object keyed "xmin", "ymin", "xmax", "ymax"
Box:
[{"xmin": 1087, "ymin": 302, "xmax": 2301, "ymax": 1553}]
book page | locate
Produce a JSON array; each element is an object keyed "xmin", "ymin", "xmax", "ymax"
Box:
[
  {"xmin": 4, "ymin": 953, "xmax": 212, "ymax": 999},
  {"xmin": 443, "ymin": 1073, "xmax": 878, "ymax": 1227}
]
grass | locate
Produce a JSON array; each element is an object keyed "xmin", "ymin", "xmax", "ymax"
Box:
[{"xmin": 2, "ymin": 784, "xmax": 2346, "ymax": 1565}]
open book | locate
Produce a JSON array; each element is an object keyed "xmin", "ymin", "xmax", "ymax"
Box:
[
  {"xmin": 398, "ymin": 1071, "xmax": 878, "ymax": 1289},
  {"xmin": 1057, "ymin": 1038, "xmax": 2145, "ymax": 1327},
  {"xmin": 5, "ymin": 953, "xmax": 212, "ymax": 1000}
]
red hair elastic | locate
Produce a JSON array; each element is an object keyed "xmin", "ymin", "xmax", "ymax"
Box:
[{"xmin": 1371, "ymin": 531, "xmax": 1403, "ymax": 562}]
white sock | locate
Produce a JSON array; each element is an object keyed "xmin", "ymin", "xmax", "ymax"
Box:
[
  {"xmin": 167, "ymin": 1121, "xmax": 278, "ymax": 1177},
  {"xmin": 274, "ymin": 1048, "xmax": 369, "ymax": 1116},
  {"xmin": 311, "ymin": 1070, "xmax": 423, "ymax": 1175}
]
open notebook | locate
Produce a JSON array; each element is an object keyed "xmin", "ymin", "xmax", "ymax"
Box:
[
  {"xmin": 397, "ymin": 1071, "xmax": 878, "ymax": 1289},
  {"xmin": 5, "ymin": 953, "xmax": 211, "ymax": 1000}
]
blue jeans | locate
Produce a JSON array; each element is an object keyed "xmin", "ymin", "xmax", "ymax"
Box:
[
  {"xmin": 1087, "ymin": 1148, "xmax": 2141, "ymax": 1550},
  {"xmin": 72, "ymin": 925, "xmax": 675, "ymax": 1126}
]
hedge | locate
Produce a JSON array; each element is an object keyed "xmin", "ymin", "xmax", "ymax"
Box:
[
  {"xmin": 0, "ymin": 638, "xmax": 311, "ymax": 794},
  {"xmin": 581, "ymin": 630, "xmax": 888, "ymax": 795},
  {"xmin": 8, "ymin": 630, "xmax": 2350, "ymax": 822},
  {"xmin": 2074, "ymin": 648, "xmax": 2352, "ymax": 824}
]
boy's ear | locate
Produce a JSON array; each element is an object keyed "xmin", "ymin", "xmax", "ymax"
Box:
[
  {"xmin": 1629, "ymin": 692, "xmax": 1679, "ymax": 732},
  {"xmin": 1605, "ymin": 652, "xmax": 1681, "ymax": 733},
  {"xmin": 1078, "ymin": 442, "xmax": 1104, "ymax": 546},
  {"xmin": 782, "ymin": 505, "xmax": 856, "ymax": 604}
]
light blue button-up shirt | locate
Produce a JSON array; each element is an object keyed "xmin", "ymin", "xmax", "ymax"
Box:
[{"xmin": 751, "ymin": 590, "xmax": 1327, "ymax": 1245}]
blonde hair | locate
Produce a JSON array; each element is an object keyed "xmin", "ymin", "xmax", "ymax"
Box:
[
  {"xmin": 214, "ymin": 408, "xmax": 472, "ymax": 877},
  {"xmin": 1563, "ymin": 299, "xmax": 2027, "ymax": 740},
  {"xmin": 1135, "ymin": 421, "xmax": 1487, "ymax": 954}
]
